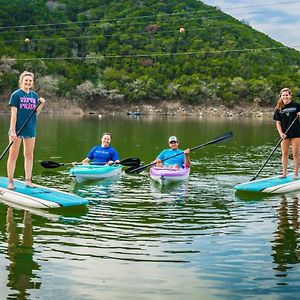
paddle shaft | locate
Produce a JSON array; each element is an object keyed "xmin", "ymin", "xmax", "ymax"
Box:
[
  {"xmin": 0, "ymin": 101, "xmax": 41, "ymax": 161},
  {"xmin": 41, "ymin": 157, "xmax": 140, "ymax": 169},
  {"xmin": 129, "ymin": 131, "xmax": 233, "ymax": 173},
  {"xmin": 250, "ymin": 114, "xmax": 299, "ymax": 181}
]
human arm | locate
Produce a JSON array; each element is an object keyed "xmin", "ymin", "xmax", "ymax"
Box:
[
  {"xmin": 108, "ymin": 147, "xmax": 120, "ymax": 165},
  {"xmin": 275, "ymin": 121, "xmax": 286, "ymax": 139},
  {"xmin": 9, "ymin": 107, "xmax": 18, "ymax": 141},
  {"xmin": 184, "ymin": 148, "xmax": 191, "ymax": 168},
  {"xmin": 71, "ymin": 157, "xmax": 90, "ymax": 166},
  {"xmin": 37, "ymin": 97, "xmax": 45, "ymax": 115},
  {"xmin": 81, "ymin": 157, "xmax": 90, "ymax": 164},
  {"xmin": 153, "ymin": 150, "xmax": 165, "ymax": 167}
]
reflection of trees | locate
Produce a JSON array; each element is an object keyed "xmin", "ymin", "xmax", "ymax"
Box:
[
  {"xmin": 272, "ymin": 196, "xmax": 300, "ymax": 272},
  {"xmin": 6, "ymin": 207, "xmax": 41, "ymax": 298}
]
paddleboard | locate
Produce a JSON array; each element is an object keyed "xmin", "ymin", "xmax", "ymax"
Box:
[
  {"xmin": 235, "ymin": 174, "xmax": 300, "ymax": 193},
  {"xmin": 0, "ymin": 176, "xmax": 88, "ymax": 208}
]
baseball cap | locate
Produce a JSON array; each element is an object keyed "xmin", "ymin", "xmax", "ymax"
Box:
[{"xmin": 168, "ymin": 136, "xmax": 178, "ymax": 143}]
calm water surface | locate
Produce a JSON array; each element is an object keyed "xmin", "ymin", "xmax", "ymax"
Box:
[{"xmin": 0, "ymin": 114, "xmax": 299, "ymax": 300}]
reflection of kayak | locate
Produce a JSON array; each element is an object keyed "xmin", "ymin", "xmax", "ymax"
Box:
[
  {"xmin": 150, "ymin": 166, "xmax": 190, "ymax": 185},
  {"xmin": 235, "ymin": 174, "xmax": 300, "ymax": 193},
  {"xmin": 0, "ymin": 176, "xmax": 88, "ymax": 209},
  {"xmin": 69, "ymin": 164, "xmax": 122, "ymax": 183}
]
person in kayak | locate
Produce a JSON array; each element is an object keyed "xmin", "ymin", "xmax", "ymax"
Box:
[
  {"xmin": 273, "ymin": 87, "xmax": 300, "ymax": 179},
  {"xmin": 7, "ymin": 71, "xmax": 45, "ymax": 190},
  {"xmin": 154, "ymin": 136, "xmax": 190, "ymax": 169},
  {"xmin": 73, "ymin": 132, "xmax": 120, "ymax": 166}
]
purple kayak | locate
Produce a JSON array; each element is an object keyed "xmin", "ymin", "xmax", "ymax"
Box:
[{"xmin": 150, "ymin": 166, "xmax": 190, "ymax": 185}]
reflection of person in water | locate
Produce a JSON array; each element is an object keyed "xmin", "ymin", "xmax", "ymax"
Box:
[
  {"xmin": 272, "ymin": 196, "xmax": 300, "ymax": 272},
  {"xmin": 6, "ymin": 207, "xmax": 41, "ymax": 296}
]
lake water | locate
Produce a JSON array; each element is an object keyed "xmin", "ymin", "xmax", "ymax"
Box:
[{"xmin": 0, "ymin": 114, "xmax": 299, "ymax": 300}]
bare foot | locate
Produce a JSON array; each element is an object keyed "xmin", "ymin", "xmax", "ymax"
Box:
[
  {"xmin": 279, "ymin": 174, "xmax": 287, "ymax": 179},
  {"xmin": 8, "ymin": 182, "xmax": 15, "ymax": 190},
  {"xmin": 293, "ymin": 175, "xmax": 299, "ymax": 180},
  {"xmin": 25, "ymin": 179, "xmax": 35, "ymax": 188}
]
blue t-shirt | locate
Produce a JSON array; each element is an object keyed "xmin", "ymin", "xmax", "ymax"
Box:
[
  {"xmin": 87, "ymin": 145, "xmax": 120, "ymax": 164},
  {"xmin": 157, "ymin": 149, "xmax": 185, "ymax": 167},
  {"xmin": 9, "ymin": 89, "xmax": 39, "ymax": 137}
]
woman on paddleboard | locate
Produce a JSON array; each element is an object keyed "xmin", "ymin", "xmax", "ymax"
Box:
[
  {"xmin": 154, "ymin": 135, "xmax": 190, "ymax": 169},
  {"xmin": 273, "ymin": 88, "xmax": 300, "ymax": 179},
  {"xmin": 7, "ymin": 71, "xmax": 45, "ymax": 190}
]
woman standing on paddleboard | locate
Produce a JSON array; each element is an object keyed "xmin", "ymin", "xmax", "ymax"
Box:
[
  {"xmin": 7, "ymin": 71, "xmax": 45, "ymax": 190},
  {"xmin": 273, "ymin": 88, "xmax": 300, "ymax": 179}
]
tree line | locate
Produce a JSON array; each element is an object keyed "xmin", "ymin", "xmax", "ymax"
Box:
[{"xmin": 0, "ymin": 0, "xmax": 300, "ymax": 109}]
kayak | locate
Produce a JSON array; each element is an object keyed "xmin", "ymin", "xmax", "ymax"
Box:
[
  {"xmin": 0, "ymin": 176, "xmax": 88, "ymax": 209},
  {"xmin": 150, "ymin": 166, "xmax": 190, "ymax": 185},
  {"xmin": 235, "ymin": 174, "xmax": 300, "ymax": 194},
  {"xmin": 69, "ymin": 164, "xmax": 122, "ymax": 183}
]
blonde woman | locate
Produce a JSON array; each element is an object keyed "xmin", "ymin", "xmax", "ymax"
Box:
[
  {"xmin": 7, "ymin": 71, "xmax": 45, "ymax": 190},
  {"xmin": 273, "ymin": 88, "xmax": 300, "ymax": 179}
]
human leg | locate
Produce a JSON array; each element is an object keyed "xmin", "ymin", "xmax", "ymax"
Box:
[
  {"xmin": 7, "ymin": 137, "xmax": 22, "ymax": 189},
  {"xmin": 291, "ymin": 137, "xmax": 300, "ymax": 178},
  {"xmin": 280, "ymin": 139, "xmax": 291, "ymax": 178},
  {"xmin": 23, "ymin": 138, "xmax": 35, "ymax": 187}
]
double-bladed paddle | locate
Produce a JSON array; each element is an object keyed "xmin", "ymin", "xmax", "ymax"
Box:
[
  {"xmin": 0, "ymin": 101, "xmax": 41, "ymax": 161},
  {"xmin": 126, "ymin": 131, "xmax": 233, "ymax": 174},
  {"xmin": 250, "ymin": 114, "xmax": 299, "ymax": 181},
  {"xmin": 41, "ymin": 157, "xmax": 141, "ymax": 169}
]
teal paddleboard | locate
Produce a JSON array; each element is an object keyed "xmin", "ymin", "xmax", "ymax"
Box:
[
  {"xmin": 235, "ymin": 174, "xmax": 300, "ymax": 193},
  {"xmin": 0, "ymin": 176, "xmax": 88, "ymax": 208}
]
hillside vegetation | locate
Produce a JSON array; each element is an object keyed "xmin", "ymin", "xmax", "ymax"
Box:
[{"xmin": 0, "ymin": 0, "xmax": 300, "ymax": 110}]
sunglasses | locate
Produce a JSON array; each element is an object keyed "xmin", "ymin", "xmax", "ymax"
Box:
[{"xmin": 169, "ymin": 141, "xmax": 178, "ymax": 144}]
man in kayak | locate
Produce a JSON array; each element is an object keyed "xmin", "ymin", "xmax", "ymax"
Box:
[
  {"xmin": 154, "ymin": 136, "xmax": 190, "ymax": 169},
  {"xmin": 73, "ymin": 132, "xmax": 120, "ymax": 165}
]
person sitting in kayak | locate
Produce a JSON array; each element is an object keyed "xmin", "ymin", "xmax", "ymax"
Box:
[
  {"xmin": 73, "ymin": 132, "xmax": 120, "ymax": 166},
  {"xmin": 154, "ymin": 136, "xmax": 190, "ymax": 169}
]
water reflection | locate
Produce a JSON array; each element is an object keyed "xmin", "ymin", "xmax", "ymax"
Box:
[
  {"xmin": 272, "ymin": 196, "xmax": 300, "ymax": 273},
  {"xmin": 1, "ymin": 115, "xmax": 300, "ymax": 299},
  {"xmin": 70, "ymin": 175, "xmax": 121, "ymax": 200},
  {"xmin": 150, "ymin": 179, "xmax": 189, "ymax": 203},
  {"xmin": 6, "ymin": 208, "xmax": 41, "ymax": 298}
]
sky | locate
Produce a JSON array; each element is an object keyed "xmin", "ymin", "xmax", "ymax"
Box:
[{"xmin": 201, "ymin": 0, "xmax": 300, "ymax": 51}]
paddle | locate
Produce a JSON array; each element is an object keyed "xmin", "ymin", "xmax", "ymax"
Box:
[
  {"xmin": 126, "ymin": 131, "xmax": 233, "ymax": 174},
  {"xmin": 0, "ymin": 101, "xmax": 41, "ymax": 161},
  {"xmin": 41, "ymin": 157, "xmax": 141, "ymax": 169},
  {"xmin": 250, "ymin": 114, "xmax": 299, "ymax": 181}
]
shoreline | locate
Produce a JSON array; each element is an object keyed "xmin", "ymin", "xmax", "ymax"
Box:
[{"xmin": 0, "ymin": 101, "xmax": 274, "ymax": 118}]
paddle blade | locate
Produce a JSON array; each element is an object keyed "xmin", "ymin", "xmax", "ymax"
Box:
[
  {"xmin": 210, "ymin": 131, "xmax": 233, "ymax": 145},
  {"xmin": 120, "ymin": 157, "xmax": 141, "ymax": 167},
  {"xmin": 41, "ymin": 161, "xmax": 65, "ymax": 169}
]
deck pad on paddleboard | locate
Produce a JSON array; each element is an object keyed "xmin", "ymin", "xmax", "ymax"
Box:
[
  {"xmin": 0, "ymin": 176, "xmax": 88, "ymax": 208},
  {"xmin": 235, "ymin": 174, "xmax": 300, "ymax": 193}
]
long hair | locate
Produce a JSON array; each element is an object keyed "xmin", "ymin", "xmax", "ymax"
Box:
[
  {"xmin": 18, "ymin": 71, "xmax": 34, "ymax": 88},
  {"xmin": 275, "ymin": 87, "xmax": 292, "ymax": 110}
]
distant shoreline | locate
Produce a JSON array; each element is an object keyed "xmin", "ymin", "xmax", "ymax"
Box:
[{"xmin": 0, "ymin": 100, "xmax": 274, "ymax": 118}]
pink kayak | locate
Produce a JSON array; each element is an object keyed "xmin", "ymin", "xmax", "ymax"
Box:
[{"xmin": 150, "ymin": 166, "xmax": 190, "ymax": 185}]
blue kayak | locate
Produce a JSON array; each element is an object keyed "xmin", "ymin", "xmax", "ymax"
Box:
[
  {"xmin": 0, "ymin": 176, "xmax": 88, "ymax": 208},
  {"xmin": 235, "ymin": 174, "xmax": 300, "ymax": 193},
  {"xmin": 69, "ymin": 164, "xmax": 122, "ymax": 183}
]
